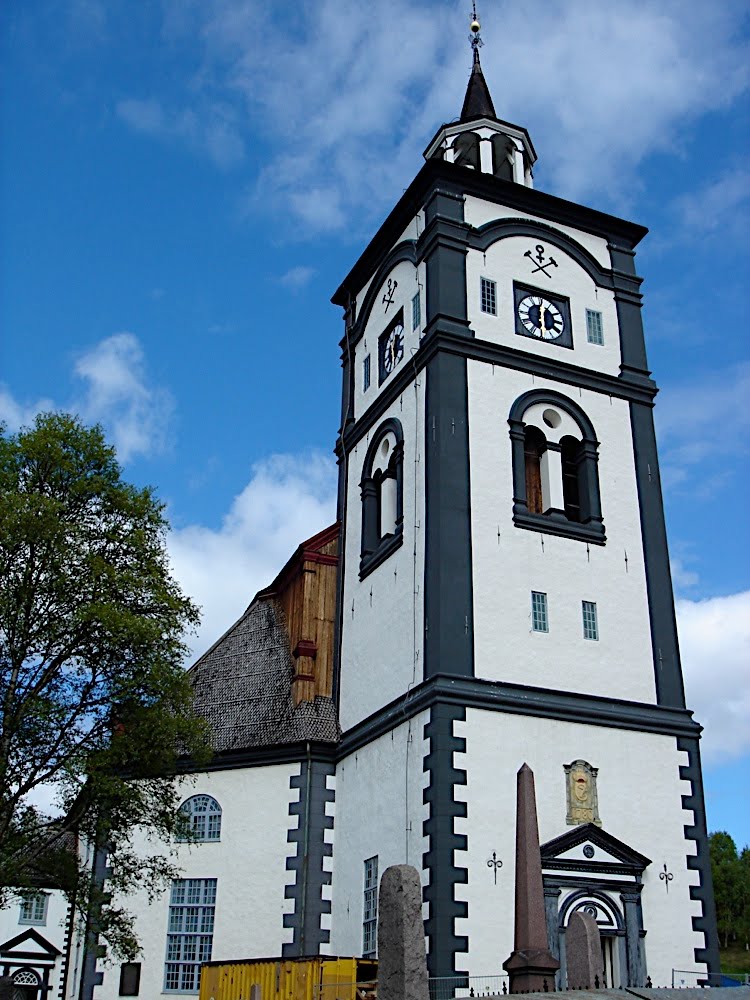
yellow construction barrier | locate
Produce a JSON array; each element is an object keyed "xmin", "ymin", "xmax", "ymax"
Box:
[{"xmin": 199, "ymin": 955, "xmax": 378, "ymax": 1000}]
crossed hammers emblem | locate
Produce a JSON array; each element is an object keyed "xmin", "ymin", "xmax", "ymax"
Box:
[{"xmin": 524, "ymin": 244, "xmax": 558, "ymax": 278}]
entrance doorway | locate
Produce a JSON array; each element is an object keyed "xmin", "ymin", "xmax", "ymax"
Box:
[
  {"xmin": 12, "ymin": 967, "xmax": 40, "ymax": 1000},
  {"xmin": 601, "ymin": 935, "xmax": 618, "ymax": 988}
]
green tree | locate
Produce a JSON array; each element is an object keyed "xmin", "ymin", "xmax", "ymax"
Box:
[
  {"xmin": 739, "ymin": 847, "xmax": 750, "ymax": 950},
  {"xmin": 0, "ymin": 413, "xmax": 209, "ymax": 959},
  {"xmin": 710, "ymin": 831, "xmax": 747, "ymax": 949}
]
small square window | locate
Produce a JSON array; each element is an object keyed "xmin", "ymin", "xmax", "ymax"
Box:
[
  {"xmin": 582, "ymin": 600, "xmax": 599, "ymax": 640},
  {"xmin": 480, "ymin": 277, "xmax": 497, "ymax": 315},
  {"xmin": 363, "ymin": 354, "xmax": 371, "ymax": 391},
  {"xmin": 586, "ymin": 309, "xmax": 604, "ymax": 345},
  {"xmin": 19, "ymin": 892, "xmax": 48, "ymax": 925},
  {"xmin": 531, "ymin": 591, "xmax": 548, "ymax": 633},
  {"xmin": 412, "ymin": 291, "xmax": 421, "ymax": 332}
]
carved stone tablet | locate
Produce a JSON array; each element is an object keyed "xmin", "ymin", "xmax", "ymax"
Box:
[{"xmin": 564, "ymin": 759, "xmax": 601, "ymax": 827}]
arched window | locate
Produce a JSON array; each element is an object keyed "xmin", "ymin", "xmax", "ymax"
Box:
[
  {"xmin": 492, "ymin": 134, "xmax": 515, "ymax": 181},
  {"xmin": 509, "ymin": 391, "xmax": 605, "ymax": 544},
  {"xmin": 177, "ymin": 795, "xmax": 222, "ymax": 843},
  {"xmin": 453, "ymin": 132, "xmax": 480, "ymax": 170},
  {"xmin": 524, "ymin": 426, "xmax": 545, "ymax": 515},
  {"xmin": 360, "ymin": 418, "xmax": 404, "ymax": 579}
]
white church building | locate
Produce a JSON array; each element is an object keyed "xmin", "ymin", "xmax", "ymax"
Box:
[{"xmin": 67, "ymin": 25, "xmax": 718, "ymax": 1000}]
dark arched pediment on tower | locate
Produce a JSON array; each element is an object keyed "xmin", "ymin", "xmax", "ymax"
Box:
[
  {"xmin": 345, "ymin": 240, "xmax": 418, "ymax": 345},
  {"xmin": 470, "ymin": 218, "xmax": 614, "ymax": 289}
]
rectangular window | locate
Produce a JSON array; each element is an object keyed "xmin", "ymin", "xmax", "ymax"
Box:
[
  {"xmin": 363, "ymin": 856, "xmax": 379, "ymax": 959},
  {"xmin": 412, "ymin": 291, "xmax": 421, "ymax": 331},
  {"xmin": 586, "ymin": 309, "xmax": 604, "ymax": 345},
  {"xmin": 531, "ymin": 591, "xmax": 548, "ymax": 633},
  {"xmin": 119, "ymin": 962, "xmax": 141, "ymax": 996},
  {"xmin": 363, "ymin": 354, "xmax": 371, "ymax": 391},
  {"xmin": 480, "ymin": 277, "xmax": 497, "ymax": 315},
  {"xmin": 19, "ymin": 892, "xmax": 48, "ymax": 925},
  {"xmin": 164, "ymin": 878, "xmax": 216, "ymax": 993},
  {"xmin": 582, "ymin": 600, "xmax": 599, "ymax": 640}
]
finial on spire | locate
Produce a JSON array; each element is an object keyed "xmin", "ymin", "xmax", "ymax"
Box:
[
  {"xmin": 469, "ymin": 2, "xmax": 483, "ymax": 56},
  {"xmin": 461, "ymin": 3, "xmax": 496, "ymax": 120}
]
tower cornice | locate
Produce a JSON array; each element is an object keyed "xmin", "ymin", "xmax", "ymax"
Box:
[{"xmin": 331, "ymin": 159, "xmax": 648, "ymax": 308}]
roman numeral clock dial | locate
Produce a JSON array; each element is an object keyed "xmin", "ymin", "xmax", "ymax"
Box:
[
  {"xmin": 518, "ymin": 295, "xmax": 564, "ymax": 340},
  {"xmin": 513, "ymin": 283, "xmax": 573, "ymax": 349},
  {"xmin": 378, "ymin": 308, "xmax": 405, "ymax": 383}
]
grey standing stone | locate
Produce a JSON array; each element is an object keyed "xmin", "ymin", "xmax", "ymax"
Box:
[
  {"xmin": 566, "ymin": 911, "xmax": 602, "ymax": 989},
  {"xmin": 377, "ymin": 865, "xmax": 429, "ymax": 1000}
]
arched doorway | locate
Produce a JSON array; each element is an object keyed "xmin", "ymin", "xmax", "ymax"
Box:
[
  {"xmin": 12, "ymin": 967, "xmax": 41, "ymax": 1000},
  {"xmin": 541, "ymin": 823, "xmax": 651, "ymax": 988}
]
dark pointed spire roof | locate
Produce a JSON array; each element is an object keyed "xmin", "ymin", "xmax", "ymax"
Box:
[{"xmin": 461, "ymin": 46, "xmax": 496, "ymax": 121}]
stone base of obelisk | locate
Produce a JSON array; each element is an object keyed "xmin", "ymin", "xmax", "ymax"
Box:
[{"xmin": 503, "ymin": 948, "xmax": 560, "ymax": 993}]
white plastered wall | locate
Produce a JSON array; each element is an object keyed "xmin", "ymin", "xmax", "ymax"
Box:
[
  {"xmin": 468, "ymin": 361, "xmax": 656, "ymax": 703},
  {"xmin": 452, "ymin": 711, "xmax": 704, "ymax": 984},
  {"xmin": 339, "ymin": 380, "xmax": 426, "ymax": 731},
  {"xmin": 464, "ymin": 195, "xmax": 613, "ymax": 270},
  {"xmin": 466, "ymin": 235, "xmax": 621, "ymax": 378},
  {"xmin": 328, "ymin": 713, "xmax": 429, "ymax": 958},
  {"xmin": 93, "ymin": 764, "xmax": 299, "ymax": 1000}
]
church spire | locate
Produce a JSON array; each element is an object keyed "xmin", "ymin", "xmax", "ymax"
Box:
[{"xmin": 460, "ymin": 5, "xmax": 496, "ymax": 121}]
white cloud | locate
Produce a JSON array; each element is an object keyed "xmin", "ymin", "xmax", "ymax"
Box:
[
  {"xmin": 677, "ymin": 591, "xmax": 750, "ymax": 763},
  {"xmin": 670, "ymin": 556, "xmax": 699, "ymax": 592},
  {"xmin": 116, "ymin": 98, "xmax": 245, "ymax": 170},
  {"xmin": 278, "ymin": 265, "xmax": 316, "ymax": 290},
  {"xmin": 673, "ymin": 165, "xmax": 750, "ymax": 236},
  {"xmin": 74, "ymin": 333, "xmax": 175, "ymax": 462},
  {"xmin": 0, "ymin": 333, "xmax": 174, "ymax": 464},
  {"xmin": 0, "ymin": 387, "xmax": 55, "ymax": 431},
  {"xmin": 656, "ymin": 361, "xmax": 750, "ymax": 496},
  {"xmin": 169, "ymin": 451, "xmax": 338, "ymax": 658},
  {"xmin": 118, "ymin": 0, "xmax": 749, "ymax": 234}
]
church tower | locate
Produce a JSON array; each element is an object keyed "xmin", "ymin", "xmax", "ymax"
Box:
[{"xmin": 328, "ymin": 12, "xmax": 718, "ymax": 986}]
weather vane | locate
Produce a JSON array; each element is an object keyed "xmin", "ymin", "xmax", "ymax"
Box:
[{"xmin": 469, "ymin": 2, "xmax": 483, "ymax": 51}]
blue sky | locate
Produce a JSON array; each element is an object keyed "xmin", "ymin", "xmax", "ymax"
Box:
[{"xmin": 1, "ymin": 1, "xmax": 748, "ymax": 846}]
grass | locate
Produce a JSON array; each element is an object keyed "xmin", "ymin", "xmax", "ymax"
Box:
[{"xmin": 720, "ymin": 943, "xmax": 750, "ymax": 975}]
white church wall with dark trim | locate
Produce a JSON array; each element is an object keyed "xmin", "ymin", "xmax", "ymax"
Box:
[
  {"xmin": 351, "ymin": 259, "xmax": 424, "ymax": 423},
  {"xmin": 350, "ymin": 212, "xmax": 425, "ymax": 322},
  {"xmin": 452, "ymin": 709, "xmax": 704, "ymax": 984},
  {"xmin": 339, "ymin": 383, "xmax": 426, "ymax": 731},
  {"xmin": 464, "ymin": 195, "xmax": 614, "ymax": 270},
  {"xmin": 468, "ymin": 361, "xmax": 656, "ymax": 703},
  {"xmin": 92, "ymin": 763, "xmax": 299, "ymax": 1000},
  {"xmin": 319, "ymin": 770, "xmax": 336, "ymax": 955},
  {"xmin": 327, "ymin": 714, "xmax": 429, "ymax": 960},
  {"xmin": 0, "ymin": 889, "xmax": 70, "ymax": 997},
  {"xmin": 466, "ymin": 235, "xmax": 622, "ymax": 377}
]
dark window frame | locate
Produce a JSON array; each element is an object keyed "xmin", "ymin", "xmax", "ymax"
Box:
[
  {"xmin": 119, "ymin": 962, "xmax": 141, "ymax": 996},
  {"xmin": 508, "ymin": 390, "xmax": 606, "ymax": 545},
  {"xmin": 359, "ymin": 418, "xmax": 404, "ymax": 580}
]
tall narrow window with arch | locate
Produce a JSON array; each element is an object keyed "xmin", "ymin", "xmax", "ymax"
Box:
[
  {"xmin": 509, "ymin": 390, "xmax": 605, "ymax": 544},
  {"xmin": 360, "ymin": 418, "xmax": 404, "ymax": 579},
  {"xmin": 177, "ymin": 795, "xmax": 222, "ymax": 843}
]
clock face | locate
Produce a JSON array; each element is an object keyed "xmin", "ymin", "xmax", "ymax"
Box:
[
  {"xmin": 383, "ymin": 322, "xmax": 404, "ymax": 373},
  {"xmin": 379, "ymin": 309, "xmax": 405, "ymax": 383},
  {"xmin": 518, "ymin": 295, "xmax": 564, "ymax": 340},
  {"xmin": 513, "ymin": 284, "xmax": 573, "ymax": 349}
]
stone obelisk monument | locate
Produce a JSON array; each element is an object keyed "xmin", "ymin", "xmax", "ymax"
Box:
[{"xmin": 503, "ymin": 763, "xmax": 560, "ymax": 992}]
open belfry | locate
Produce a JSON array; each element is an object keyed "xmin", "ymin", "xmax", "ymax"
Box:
[{"xmin": 83, "ymin": 11, "xmax": 718, "ymax": 999}]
